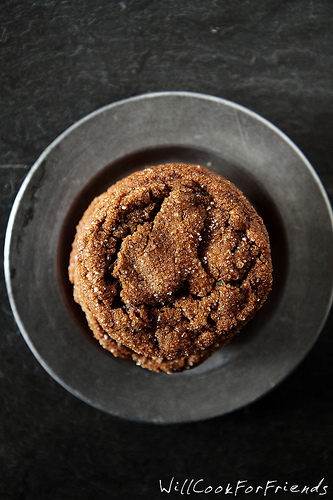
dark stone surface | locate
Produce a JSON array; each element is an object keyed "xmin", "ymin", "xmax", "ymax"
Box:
[{"xmin": 1, "ymin": 1, "xmax": 332, "ymax": 499}]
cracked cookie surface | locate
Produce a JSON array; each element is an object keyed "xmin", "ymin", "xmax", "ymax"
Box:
[{"xmin": 69, "ymin": 163, "xmax": 273, "ymax": 373}]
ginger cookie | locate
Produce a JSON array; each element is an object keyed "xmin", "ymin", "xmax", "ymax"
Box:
[{"xmin": 69, "ymin": 164, "xmax": 272, "ymax": 373}]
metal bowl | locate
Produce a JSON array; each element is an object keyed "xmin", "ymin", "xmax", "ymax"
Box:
[{"xmin": 5, "ymin": 92, "xmax": 333, "ymax": 423}]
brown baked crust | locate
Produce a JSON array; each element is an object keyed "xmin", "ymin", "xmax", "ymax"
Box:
[{"xmin": 69, "ymin": 163, "xmax": 273, "ymax": 373}]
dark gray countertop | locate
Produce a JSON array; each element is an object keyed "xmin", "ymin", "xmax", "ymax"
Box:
[{"xmin": 1, "ymin": 1, "xmax": 332, "ymax": 499}]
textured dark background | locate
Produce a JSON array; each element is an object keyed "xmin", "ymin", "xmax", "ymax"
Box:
[{"xmin": 1, "ymin": 1, "xmax": 332, "ymax": 499}]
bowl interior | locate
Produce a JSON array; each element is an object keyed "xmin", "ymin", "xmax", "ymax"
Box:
[{"xmin": 57, "ymin": 145, "xmax": 288, "ymax": 373}]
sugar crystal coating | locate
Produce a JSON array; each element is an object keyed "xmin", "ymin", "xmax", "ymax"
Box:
[{"xmin": 69, "ymin": 163, "xmax": 273, "ymax": 373}]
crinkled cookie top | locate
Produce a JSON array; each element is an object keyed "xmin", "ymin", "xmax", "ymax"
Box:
[{"xmin": 69, "ymin": 163, "xmax": 272, "ymax": 373}]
